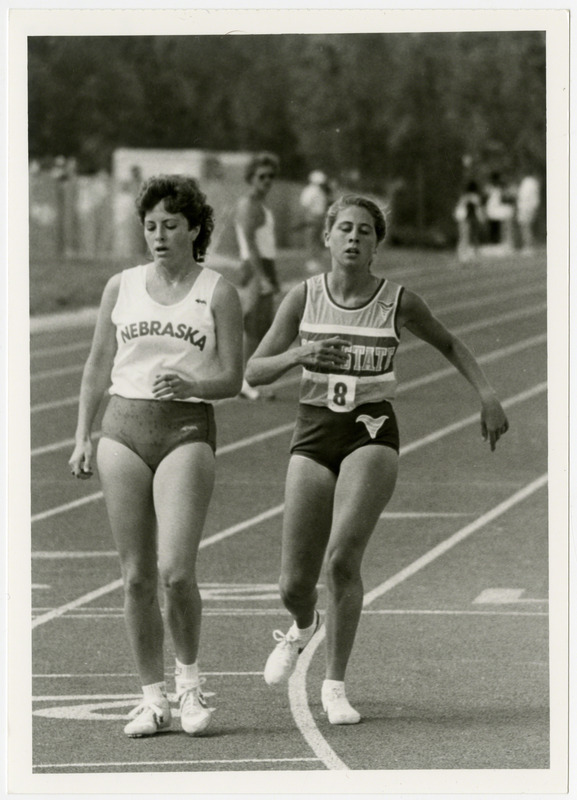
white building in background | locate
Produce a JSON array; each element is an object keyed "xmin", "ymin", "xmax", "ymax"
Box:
[
  {"xmin": 112, "ymin": 148, "xmax": 251, "ymax": 185},
  {"xmin": 111, "ymin": 148, "xmax": 254, "ymax": 261}
]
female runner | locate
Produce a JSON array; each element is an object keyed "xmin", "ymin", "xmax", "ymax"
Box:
[
  {"xmin": 245, "ymin": 194, "xmax": 509, "ymax": 724},
  {"xmin": 69, "ymin": 175, "xmax": 243, "ymax": 737}
]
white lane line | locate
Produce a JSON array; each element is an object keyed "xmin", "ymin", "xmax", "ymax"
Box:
[
  {"xmin": 32, "ymin": 608, "xmax": 547, "ymax": 620},
  {"xmin": 362, "ymin": 608, "xmax": 547, "ymax": 616},
  {"xmin": 34, "ymin": 758, "xmax": 320, "ymax": 769},
  {"xmin": 29, "ymin": 274, "xmax": 544, "ymax": 364},
  {"xmin": 35, "ymin": 693, "xmax": 141, "ymax": 701},
  {"xmin": 32, "ymin": 395, "xmax": 81, "ymax": 415},
  {"xmin": 31, "ymin": 340, "xmax": 91, "ymax": 359},
  {"xmin": 32, "ymin": 581, "xmax": 124, "ymax": 629},
  {"xmin": 288, "ymin": 472, "xmax": 548, "ymax": 770},
  {"xmin": 31, "ymin": 506, "xmax": 286, "ymax": 627},
  {"xmin": 32, "ymin": 363, "xmax": 85, "ymax": 381},
  {"xmin": 30, "ymin": 512, "xmax": 469, "ymax": 558},
  {"xmin": 34, "ymin": 671, "xmax": 263, "ymax": 678},
  {"xmin": 29, "ymin": 295, "xmax": 544, "ymax": 444},
  {"xmin": 33, "ymin": 550, "xmax": 118, "ymax": 559},
  {"xmin": 31, "ymin": 378, "xmax": 546, "ymax": 628},
  {"xmin": 32, "ymin": 493, "xmax": 104, "ymax": 523},
  {"xmin": 29, "ymin": 294, "xmax": 545, "ymax": 387},
  {"xmin": 31, "ymin": 380, "xmax": 546, "ymax": 628},
  {"xmin": 31, "ymin": 336, "xmax": 546, "ymax": 522}
]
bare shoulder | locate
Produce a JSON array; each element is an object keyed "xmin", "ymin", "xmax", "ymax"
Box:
[
  {"xmin": 397, "ymin": 287, "xmax": 431, "ymax": 328},
  {"xmin": 281, "ymin": 281, "xmax": 307, "ymax": 316},
  {"xmin": 211, "ymin": 273, "xmax": 241, "ymax": 307},
  {"xmin": 101, "ymin": 272, "xmax": 122, "ymax": 305}
]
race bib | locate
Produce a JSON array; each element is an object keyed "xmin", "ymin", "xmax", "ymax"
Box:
[{"xmin": 327, "ymin": 373, "xmax": 356, "ymax": 412}]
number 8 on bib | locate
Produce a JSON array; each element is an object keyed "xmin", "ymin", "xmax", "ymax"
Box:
[{"xmin": 327, "ymin": 374, "xmax": 356, "ymax": 412}]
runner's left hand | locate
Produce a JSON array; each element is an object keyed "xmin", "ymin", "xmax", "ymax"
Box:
[
  {"xmin": 153, "ymin": 373, "xmax": 193, "ymax": 401},
  {"xmin": 481, "ymin": 396, "xmax": 509, "ymax": 451}
]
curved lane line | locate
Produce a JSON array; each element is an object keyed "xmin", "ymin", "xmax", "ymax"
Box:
[
  {"xmin": 288, "ymin": 384, "xmax": 547, "ymax": 770},
  {"xmin": 289, "ymin": 472, "xmax": 548, "ymax": 771}
]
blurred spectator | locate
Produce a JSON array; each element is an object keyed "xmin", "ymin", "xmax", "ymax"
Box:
[
  {"xmin": 483, "ymin": 171, "xmax": 515, "ymax": 254},
  {"xmin": 234, "ymin": 152, "xmax": 280, "ymax": 400},
  {"xmin": 516, "ymin": 171, "xmax": 541, "ymax": 255},
  {"xmin": 454, "ymin": 181, "xmax": 484, "ymax": 264},
  {"xmin": 299, "ymin": 170, "xmax": 331, "ymax": 274}
]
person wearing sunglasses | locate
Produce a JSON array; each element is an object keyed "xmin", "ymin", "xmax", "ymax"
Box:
[{"xmin": 234, "ymin": 152, "xmax": 281, "ymax": 399}]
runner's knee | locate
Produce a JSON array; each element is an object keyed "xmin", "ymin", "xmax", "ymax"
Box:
[
  {"xmin": 122, "ymin": 569, "xmax": 157, "ymax": 602},
  {"xmin": 159, "ymin": 568, "xmax": 197, "ymax": 598},
  {"xmin": 279, "ymin": 573, "xmax": 317, "ymax": 606},
  {"xmin": 325, "ymin": 547, "xmax": 362, "ymax": 589}
]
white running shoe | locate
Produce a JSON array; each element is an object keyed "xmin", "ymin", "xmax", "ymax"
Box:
[
  {"xmin": 264, "ymin": 611, "xmax": 321, "ymax": 685},
  {"xmin": 177, "ymin": 681, "xmax": 212, "ymax": 736},
  {"xmin": 322, "ymin": 685, "xmax": 361, "ymax": 725},
  {"xmin": 124, "ymin": 696, "xmax": 172, "ymax": 737}
]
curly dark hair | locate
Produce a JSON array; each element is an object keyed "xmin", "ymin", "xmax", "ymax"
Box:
[
  {"xmin": 135, "ymin": 174, "xmax": 215, "ymax": 262},
  {"xmin": 244, "ymin": 152, "xmax": 280, "ymax": 184},
  {"xmin": 325, "ymin": 194, "xmax": 387, "ymax": 244}
]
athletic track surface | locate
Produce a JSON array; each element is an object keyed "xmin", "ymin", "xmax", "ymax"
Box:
[{"xmin": 19, "ymin": 247, "xmax": 566, "ymax": 793}]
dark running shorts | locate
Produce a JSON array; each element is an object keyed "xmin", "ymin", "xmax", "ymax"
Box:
[
  {"xmin": 101, "ymin": 395, "xmax": 216, "ymax": 472},
  {"xmin": 290, "ymin": 400, "xmax": 399, "ymax": 476}
]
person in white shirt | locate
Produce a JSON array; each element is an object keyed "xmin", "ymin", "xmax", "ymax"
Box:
[
  {"xmin": 234, "ymin": 152, "xmax": 280, "ymax": 399},
  {"xmin": 69, "ymin": 174, "xmax": 243, "ymax": 738},
  {"xmin": 300, "ymin": 170, "xmax": 330, "ymax": 274},
  {"xmin": 516, "ymin": 172, "xmax": 541, "ymax": 254}
]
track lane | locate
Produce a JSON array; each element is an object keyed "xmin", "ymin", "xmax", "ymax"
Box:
[{"xmin": 28, "ymin": 251, "xmax": 550, "ymax": 774}]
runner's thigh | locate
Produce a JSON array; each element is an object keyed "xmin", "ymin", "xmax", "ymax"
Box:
[
  {"xmin": 280, "ymin": 454, "xmax": 336, "ymax": 583},
  {"xmin": 329, "ymin": 445, "xmax": 399, "ymax": 558}
]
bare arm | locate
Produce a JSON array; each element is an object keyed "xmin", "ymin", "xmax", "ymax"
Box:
[
  {"xmin": 153, "ymin": 278, "xmax": 244, "ymax": 401},
  {"xmin": 245, "ymin": 284, "xmax": 350, "ymax": 386},
  {"xmin": 68, "ymin": 274, "xmax": 120, "ymax": 477},
  {"xmin": 398, "ymin": 289, "xmax": 509, "ymax": 451},
  {"xmin": 235, "ymin": 196, "xmax": 274, "ymax": 291}
]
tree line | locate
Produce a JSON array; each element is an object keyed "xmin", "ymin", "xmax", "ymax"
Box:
[{"xmin": 28, "ymin": 32, "xmax": 545, "ymax": 236}]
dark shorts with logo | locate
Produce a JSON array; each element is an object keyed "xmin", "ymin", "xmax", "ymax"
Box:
[
  {"xmin": 101, "ymin": 395, "xmax": 216, "ymax": 472},
  {"xmin": 290, "ymin": 400, "xmax": 399, "ymax": 476}
]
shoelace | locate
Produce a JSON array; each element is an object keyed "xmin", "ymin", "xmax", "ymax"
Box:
[
  {"xmin": 177, "ymin": 677, "xmax": 208, "ymax": 708},
  {"xmin": 272, "ymin": 629, "xmax": 299, "ymax": 645},
  {"xmin": 128, "ymin": 699, "xmax": 167, "ymax": 720}
]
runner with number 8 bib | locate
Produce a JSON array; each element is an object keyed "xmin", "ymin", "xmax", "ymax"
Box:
[{"xmin": 246, "ymin": 194, "xmax": 509, "ymax": 725}]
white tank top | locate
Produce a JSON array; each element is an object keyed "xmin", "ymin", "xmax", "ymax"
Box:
[
  {"xmin": 298, "ymin": 273, "xmax": 404, "ymax": 411},
  {"xmin": 109, "ymin": 264, "xmax": 221, "ymax": 403},
  {"xmin": 235, "ymin": 205, "xmax": 276, "ymax": 260}
]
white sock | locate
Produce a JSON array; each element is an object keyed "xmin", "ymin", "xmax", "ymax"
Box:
[
  {"xmin": 175, "ymin": 659, "xmax": 199, "ymax": 685},
  {"xmin": 322, "ymin": 679, "xmax": 345, "ymax": 698},
  {"xmin": 142, "ymin": 681, "xmax": 167, "ymax": 702},
  {"xmin": 289, "ymin": 613, "xmax": 318, "ymax": 640}
]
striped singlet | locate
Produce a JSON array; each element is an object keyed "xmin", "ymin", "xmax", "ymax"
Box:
[{"xmin": 298, "ymin": 273, "xmax": 404, "ymax": 413}]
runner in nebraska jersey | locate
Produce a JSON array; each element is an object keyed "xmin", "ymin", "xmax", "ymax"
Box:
[
  {"xmin": 245, "ymin": 193, "xmax": 509, "ymax": 726},
  {"xmin": 68, "ymin": 175, "xmax": 243, "ymax": 739}
]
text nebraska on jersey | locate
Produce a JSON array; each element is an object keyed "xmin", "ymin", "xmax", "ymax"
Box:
[{"xmin": 120, "ymin": 321, "xmax": 207, "ymax": 351}]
